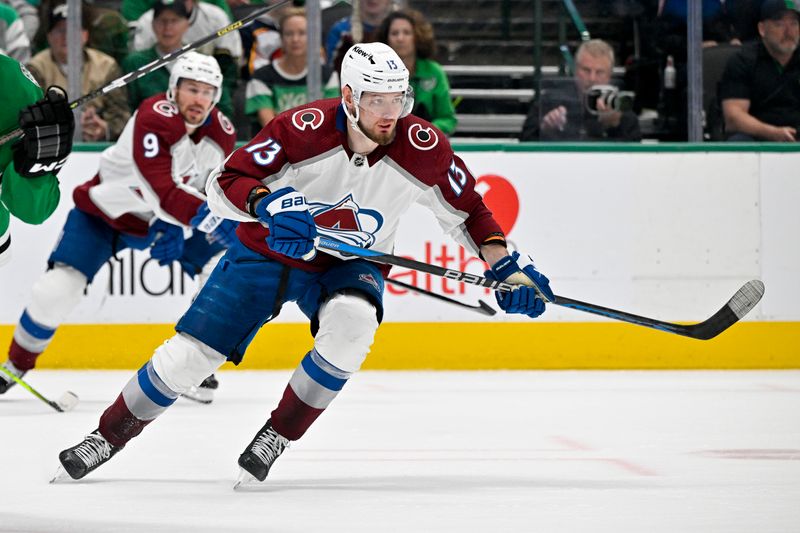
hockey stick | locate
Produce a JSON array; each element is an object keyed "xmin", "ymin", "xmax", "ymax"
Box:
[
  {"xmin": 0, "ymin": 0, "xmax": 291, "ymax": 146},
  {"xmin": 0, "ymin": 366, "xmax": 79, "ymax": 412},
  {"xmin": 315, "ymin": 236, "xmax": 765, "ymax": 340},
  {"xmin": 386, "ymin": 277, "xmax": 496, "ymax": 316}
]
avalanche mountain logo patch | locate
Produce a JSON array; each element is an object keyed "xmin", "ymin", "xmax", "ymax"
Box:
[{"xmin": 309, "ymin": 194, "xmax": 384, "ymax": 248}]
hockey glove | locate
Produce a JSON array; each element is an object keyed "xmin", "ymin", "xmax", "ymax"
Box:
[
  {"xmin": 191, "ymin": 202, "xmax": 239, "ymax": 248},
  {"xmin": 255, "ymin": 187, "xmax": 318, "ymax": 260},
  {"xmin": 484, "ymin": 251, "xmax": 554, "ymax": 319},
  {"xmin": 149, "ymin": 220, "xmax": 185, "ymax": 266},
  {"xmin": 13, "ymin": 86, "xmax": 75, "ymax": 178}
]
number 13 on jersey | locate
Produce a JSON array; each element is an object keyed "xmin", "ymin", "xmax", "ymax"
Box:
[{"xmin": 246, "ymin": 138, "xmax": 283, "ymax": 166}]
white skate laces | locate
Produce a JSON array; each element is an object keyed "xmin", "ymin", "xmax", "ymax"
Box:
[
  {"xmin": 250, "ymin": 428, "xmax": 289, "ymax": 466},
  {"xmin": 72, "ymin": 432, "xmax": 113, "ymax": 468}
]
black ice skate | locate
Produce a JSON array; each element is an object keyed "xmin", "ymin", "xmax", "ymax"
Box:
[
  {"xmin": 182, "ymin": 374, "xmax": 219, "ymax": 404},
  {"xmin": 235, "ymin": 420, "xmax": 289, "ymax": 488},
  {"xmin": 0, "ymin": 360, "xmax": 26, "ymax": 394},
  {"xmin": 54, "ymin": 430, "xmax": 122, "ymax": 481}
]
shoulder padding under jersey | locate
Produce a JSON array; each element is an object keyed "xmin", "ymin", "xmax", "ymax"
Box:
[
  {"xmin": 270, "ymin": 98, "xmax": 344, "ymax": 163},
  {"xmin": 387, "ymin": 114, "xmax": 453, "ymax": 188},
  {"xmin": 195, "ymin": 109, "xmax": 237, "ymax": 155},
  {"xmin": 135, "ymin": 94, "xmax": 188, "ymax": 145}
]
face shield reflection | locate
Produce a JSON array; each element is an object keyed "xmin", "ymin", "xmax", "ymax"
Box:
[{"xmin": 358, "ymin": 92, "xmax": 406, "ymax": 119}]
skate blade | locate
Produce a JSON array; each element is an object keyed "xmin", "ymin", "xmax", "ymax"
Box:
[
  {"xmin": 181, "ymin": 388, "xmax": 214, "ymax": 404},
  {"xmin": 233, "ymin": 468, "xmax": 258, "ymax": 490},
  {"xmin": 50, "ymin": 465, "xmax": 73, "ymax": 484},
  {"xmin": 56, "ymin": 391, "xmax": 79, "ymax": 412}
]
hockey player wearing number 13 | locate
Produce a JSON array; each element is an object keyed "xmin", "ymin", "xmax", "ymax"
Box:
[
  {"xmin": 0, "ymin": 52, "xmax": 237, "ymax": 401},
  {"xmin": 55, "ymin": 42, "xmax": 556, "ymax": 484}
]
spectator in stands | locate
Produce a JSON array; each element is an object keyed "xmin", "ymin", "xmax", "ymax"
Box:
[
  {"xmin": 27, "ymin": 2, "xmax": 130, "ymax": 141},
  {"xmin": 325, "ymin": 0, "xmax": 393, "ymax": 68},
  {"xmin": 0, "ymin": 2, "xmax": 31, "ymax": 62},
  {"xmin": 246, "ymin": 8, "xmax": 339, "ymax": 127},
  {"xmin": 33, "ymin": 0, "xmax": 128, "ymax": 62},
  {"xmin": 122, "ymin": 0, "xmax": 233, "ymax": 117},
  {"xmin": 131, "ymin": 0, "xmax": 241, "ymax": 109},
  {"xmin": 122, "ymin": 0, "xmax": 232, "ymax": 24},
  {"xmin": 720, "ymin": 0, "xmax": 800, "ymax": 141},
  {"xmin": 1, "ymin": 0, "xmax": 37, "ymax": 40},
  {"xmin": 520, "ymin": 39, "xmax": 641, "ymax": 142},
  {"xmin": 376, "ymin": 9, "xmax": 457, "ymax": 135},
  {"xmin": 645, "ymin": 0, "xmax": 741, "ymax": 140},
  {"xmin": 241, "ymin": 12, "xmax": 281, "ymax": 78}
]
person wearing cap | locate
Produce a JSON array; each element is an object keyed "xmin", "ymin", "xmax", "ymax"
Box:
[
  {"xmin": 121, "ymin": 0, "xmax": 233, "ymax": 117},
  {"xmin": 26, "ymin": 2, "xmax": 130, "ymax": 141},
  {"xmin": 121, "ymin": 0, "xmax": 232, "ymax": 25},
  {"xmin": 130, "ymin": 0, "xmax": 240, "ymax": 124},
  {"xmin": 720, "ymin": 0, "xmax": 800, "ymax": 141}
]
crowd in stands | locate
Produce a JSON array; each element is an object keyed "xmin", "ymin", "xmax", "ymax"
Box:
[{"xmin": 0, "ymin": 0, "xmax": 797, "ymax": 143}]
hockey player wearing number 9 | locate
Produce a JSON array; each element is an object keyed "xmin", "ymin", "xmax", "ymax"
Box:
[
  {"xmin": 55, "ymin": 42, "xmax": 555, "ymax": 484},
  {"xmin": 0, "ymin": 52, "xmax": 238, "ymax": 402}
]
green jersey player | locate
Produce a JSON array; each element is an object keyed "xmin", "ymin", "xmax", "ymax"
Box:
[{"xmin": 0, "ymin": 54, "xmax": 75, "ymax": 266}]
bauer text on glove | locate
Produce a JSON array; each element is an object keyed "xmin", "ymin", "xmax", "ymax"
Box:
[{"xmin": 254, "ymin": 187, "xmax": 318, "ymax": 260}]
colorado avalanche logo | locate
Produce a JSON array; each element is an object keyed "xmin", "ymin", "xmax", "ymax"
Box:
[
  {"xmin": 408, "ymin": 123, "xmax": 439, "ymax": 151},
  {"xmin": 153, "ymin": 99, "xmax": 179, "ymax": 118},
  {"xmin": 217, "ymin": 110, "xmax": 235, "ymax": 135},
  {"xmin": 292, "ymin": 108, "xmax": 325, "ymax": 131},
  {"xmin": 358, "ymin": 273, "xmax": 381, "ymax": 292},
  {"xmin": 309, "ymin": 195, "xmax": 384, "ymax": 248}
]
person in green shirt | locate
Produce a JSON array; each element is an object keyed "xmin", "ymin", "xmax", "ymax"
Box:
[
  {"xmin": 0, "ymin": 54, "xmax": 74, "ymax": 266},
  {"xmin": 122, "ymin": 0, "xmax": 234, "ymax": 118},
  {"xmin": 376, "ymin": 8, "xmax": 457, "ymax": 135},
  {"xmin": 122, "ymin": 0, "xmax": 232, "ymax": 23},
  {"xmin": 245, "ymin": 7, "xmax": 340, "ymax": 128}
]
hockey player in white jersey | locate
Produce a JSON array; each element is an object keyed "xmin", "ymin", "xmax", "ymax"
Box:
[
  {"xmin": 56, "ymin": 43, "xmax": 555, "ymax": 483},
  {"xmin": 1, "ymin": 52, "xmax": 237, "ymax": 403}
]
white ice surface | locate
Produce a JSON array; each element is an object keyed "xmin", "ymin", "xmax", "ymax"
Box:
[{"xmin": 1, "ymin": 370, "xmax": 799, "ymax": 533}]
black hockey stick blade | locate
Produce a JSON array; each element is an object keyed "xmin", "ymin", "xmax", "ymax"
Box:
[
  {"xmin": 554, "ymin": 280, "xmax": 764, "ymax": 340},
  {"xmin": 315, "ymin": 237, "xmax": 764, "ymax": 340},
  {"xmin": 386, "ymin": 277, "xmax": 497, "ymax": 316}
]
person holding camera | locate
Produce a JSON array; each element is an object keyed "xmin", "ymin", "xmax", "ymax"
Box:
[{"xmin": 520, "ymin": 39, "xmax": 642, "ymax": 142}]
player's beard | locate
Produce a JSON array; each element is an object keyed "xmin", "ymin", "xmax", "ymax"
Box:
[{"xmin": 358, "ymin": 118, "xmax": 396, "ymax": 146}]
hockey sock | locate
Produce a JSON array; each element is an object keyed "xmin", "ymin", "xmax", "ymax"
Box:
[
  {"xmin": 98, "ymin": 360, "xmax": 179, "ymax": 447},
  {"xmin": 271, "ymin": 349, "xmax": 352, "ymax": 441},
  {"xmin": 8, "ymin": 310, "xmax": 56, "ymax": 370}
]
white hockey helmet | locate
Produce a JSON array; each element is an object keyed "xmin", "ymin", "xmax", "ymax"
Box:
[
  {"xmin": 167, "ymin": 51, "xmax": 223, "ymax": 108},
  {"xmin": 340, "ymin": 42, "xmax": 414, "ymax": 122}
]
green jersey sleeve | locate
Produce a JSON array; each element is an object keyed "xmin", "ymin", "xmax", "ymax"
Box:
[{"xmin": 0, "ymin": 55, "xmax": 61, "ymax": 230}]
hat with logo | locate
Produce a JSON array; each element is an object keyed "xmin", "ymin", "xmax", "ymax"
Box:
[
  {"xmin": 760, "ymin": 0, "xmax": 800, "ymax": 21},
  {"xmin": 48, "ymin": 2, "xmax": 89, "ymax": 32},
  {"xmin": 153, "ymin": 0, "xmax": 191, "ymax": 20}
]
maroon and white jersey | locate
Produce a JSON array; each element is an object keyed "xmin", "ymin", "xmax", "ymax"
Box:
[
  {"xmin": 73, "ymin": 93, "xmax": 237, "ymax": 236},
  {"xmin": 207, "ymin": 98, "xmax": 504, "ymax": 272}
]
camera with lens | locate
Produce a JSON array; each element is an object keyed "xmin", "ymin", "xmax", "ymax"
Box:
[{"xmin": 584, "ymin": 85, "xmax": 635, "ymax": 114}]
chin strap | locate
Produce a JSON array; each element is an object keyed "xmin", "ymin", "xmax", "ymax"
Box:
[{"xmin": 342, "ymin": 100, "xmax": 375, "ymax": 145}]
